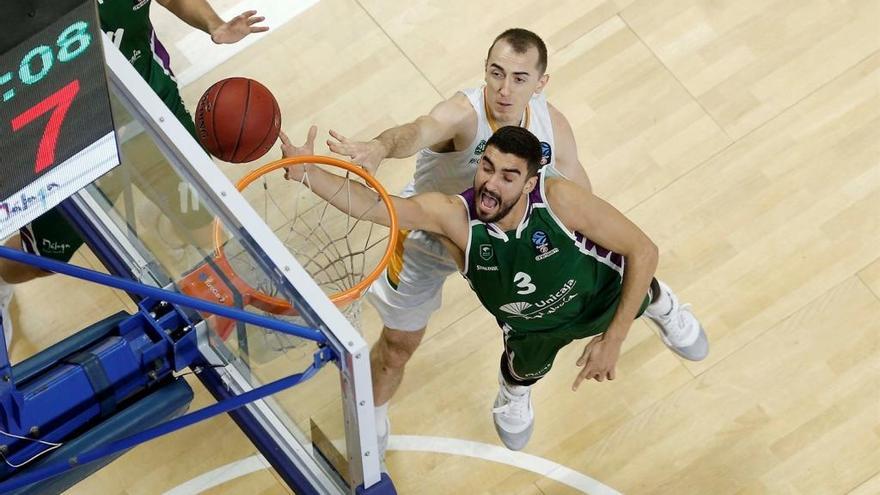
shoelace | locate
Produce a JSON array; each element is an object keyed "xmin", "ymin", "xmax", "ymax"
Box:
[
  {"xmin": 493, "ymin": 389, "xmax": 530, "ymax": 422},
  {"xmin": 657, "ymin": 303, "xmax": 695, "ymax": 343}
]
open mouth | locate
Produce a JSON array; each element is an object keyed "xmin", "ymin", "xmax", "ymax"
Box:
[{"xmin": 479, "ymin": 190, "xmax": 500, "ymax": 211}]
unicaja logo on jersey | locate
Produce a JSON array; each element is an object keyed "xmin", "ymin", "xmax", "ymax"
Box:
[
  {"xmin": 531, "ymin": 230, "xmax": 559, "ymax": 260},
  {"xmin": 500, "ymin": 301, "xmax": 533, "ymax": 316},
  {"xmin": 499, "ymin": 279, "xmax": 578, "ymax": 320}
]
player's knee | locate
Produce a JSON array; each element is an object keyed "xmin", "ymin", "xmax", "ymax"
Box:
[{"xmin": 376, "ymin": 327, "xmax": 424, "ymax": 368}]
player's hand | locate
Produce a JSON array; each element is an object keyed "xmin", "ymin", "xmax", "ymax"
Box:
[
  {"xmin": 211, "ymin": 10, "xmax": 269, "ymax": 44},
  {"xmin": 571, "ymin": 334, "xmax": 622, "ymax": 391},
  {"xmin": 280, "ymin": 126, "xmax": 317, "ymax": 181},
  {"xmin": 327, "ymin": 129, "xmax": 386, "ymax": 176}
]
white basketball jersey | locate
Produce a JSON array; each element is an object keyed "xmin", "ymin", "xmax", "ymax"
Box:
[{"xmin": 408, "ymin": 86, "xmax": 556, "ymax": 197}]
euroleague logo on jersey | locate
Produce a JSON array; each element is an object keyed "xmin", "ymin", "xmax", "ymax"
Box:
[
  {"xmin": 540, "ymin": 141, "xmax": 552, "ymax": 166},
  {"xmin": 531, "ymin": 230, "xmax": 559, "ymax": 260}
]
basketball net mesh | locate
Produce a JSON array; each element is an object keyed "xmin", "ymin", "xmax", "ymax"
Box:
[{"xmin": 227, "ymin": 166, "xmax": 390, "ymax": 355}]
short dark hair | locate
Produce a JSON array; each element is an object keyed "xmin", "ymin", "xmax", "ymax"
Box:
[
  {"xmin": 488, "ymin": 28, "xmax": 548, "ymax": 74},
  {"xmin": 485, "ymin": 126, "xmax": 543, "ymax": 177}
]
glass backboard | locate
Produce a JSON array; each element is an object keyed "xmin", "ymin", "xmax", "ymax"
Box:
[{"xmin": 64, "ymin": 35, "xmax": 385, "ymax": 494}]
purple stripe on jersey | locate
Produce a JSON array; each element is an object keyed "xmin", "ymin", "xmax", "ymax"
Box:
[
  {"xmin": 151, "ymin": 29, "xmax": 174, "ymax": 75},
  {"xmin": 529, "ymin": 183, "xmax": 543, "ymax": 205},
  {"xmin": 574, "ymin": 232, "xmax": 624, "ymax": 268},
  {"xmin": 459, "ymin": 188, "xmax": 480, "ymax": 221}
]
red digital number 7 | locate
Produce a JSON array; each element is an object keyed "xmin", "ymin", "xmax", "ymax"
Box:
[{"xmin": 11, "ymin": 80, "xmax": 80, "ymax": 174}]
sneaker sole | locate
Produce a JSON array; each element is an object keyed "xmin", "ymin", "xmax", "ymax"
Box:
[{"xmin": 648, "ymin": 317, "xmax": 709, "ymax": 361}]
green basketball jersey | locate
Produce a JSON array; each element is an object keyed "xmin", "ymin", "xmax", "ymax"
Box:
[
  {"xmin": 98, "ymin": 0, "xmax": 195, "ymax": 135},
  {"xmin": 459, "ymin": 170, "xmax": 627, "ymax": 335}
]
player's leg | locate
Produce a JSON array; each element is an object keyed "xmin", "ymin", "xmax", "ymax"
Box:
[
  {"xmin": 370, "ymin": 326, "xmax": 426, "ymax": 406},
  {"xmin": 492, "ymin": 328, "xmax": 573, "ymax": 451},
  {"xmin": 365, "ymin": 230, "xmax": 457, "ymax": 459},
  {"xmin": 491, "ymin": 287, "xmax": 649, "ymax": 451},
  {"xmin": 0, "ymin": 235, "xmax": 36, "ymax": 349},
  {"xmin": 0, "ymin": 235, "xmax": 52, "ymax": 284},
  {"xmin": 643, "ymin": 277, "xmax": 708, "ymax": 360},
  {"xmin": 0, "ymin": 209, "xmax": 86, "ymax": 347},
  {"xmin": 368, "ymin": 325, "xmax": 424, "ymax": 462},
  {"xmin": 4, "ymin": 209, "xmax": 82, "ymax": 282}
]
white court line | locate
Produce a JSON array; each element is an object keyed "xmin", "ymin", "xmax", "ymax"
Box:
[
  {"xmin": 163, "ymin": 454, "xmax": 271, "ymax": 495},
  {"xmin": 172, "ymin": 0, "xmax": 320, "ymax": 87},
  {"xmin": 163, "ymin": 436, "xmax": 621, "ymax": 495},
  {"xmin": 391, "ymin": 436, "xmax": 621, "ymax": 495}
]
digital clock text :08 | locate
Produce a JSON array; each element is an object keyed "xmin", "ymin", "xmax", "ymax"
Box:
[{"xmin": 1, "ymin": 21, "xmax": 92, "ymax": 103}]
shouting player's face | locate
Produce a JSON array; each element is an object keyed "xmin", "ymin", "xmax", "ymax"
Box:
[
  {"xmin": 484, "ymin": 41, "xmax": 549, "ymax": 124},
  {"xmin": 474, "ymin": 147, "xmax": 537, "ymax": 224}
]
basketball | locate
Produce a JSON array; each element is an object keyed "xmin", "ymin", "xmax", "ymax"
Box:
[{"xmin": 195, "ymin": 77, "xmax": 281, "ymax": 163}]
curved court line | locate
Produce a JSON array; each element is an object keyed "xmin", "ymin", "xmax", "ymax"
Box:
[
  {"xmin": 164, "ymin": 436, "xmax": 620, "ymax": 495},
  {"xmin": 391, "ymin": 436, "xmax": 620, "ymax": 495},
  {"xmin": 163, "ymin": 455, "xmax": 270, "ymax": 495}
]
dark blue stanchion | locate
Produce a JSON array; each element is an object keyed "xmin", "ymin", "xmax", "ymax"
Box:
[
  {"xmin": 0, "ymin": 246, "xmax": 325, "ymax": 343},
  {"xmin": 0, "ymin": 347, "xmax": 334, "ymax": 492}
]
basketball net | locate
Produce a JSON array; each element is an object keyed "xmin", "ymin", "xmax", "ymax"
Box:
[{"xmin": 180, "ymin": 156, "xmax": 397, "ymax": 359}]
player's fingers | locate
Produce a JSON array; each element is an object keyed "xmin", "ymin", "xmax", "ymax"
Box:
[
  {"xmin": 581, "ymin": 363, "xmax": 597, "ymax": 383},
  {"xmin": 327, "ymin": 141, "xmax": 353, "ymax": 157},
  {"xmin": 576, "ymin": 339, "xmax": 598, "ymax": 366},
  {"xmin": 328, "ymin": 129, "xmax": 349, "ymax": 143},
  {"xmin": 239, "ymin": 10, "xmax": 258, "ymax": 19},
  {"xmin": 247, "ymin": 16, "xmax": 266, "ymax": 25},
  {"xmin": 305, "ymin": 125, "xmax": 318, "ymax": 147},
  {"xmin": 278, "ymin": 130, "xmax": 291, "ymax": 146},
  {"xmin": 251, "ymin": 26, "xmax": 270, "ymax": 33},
  {"xmin": 576, "ymin": 349, "xmax": 588, "ymax": 367},
  {"xmin": 608, "ymin": 368, "xmax": 616, "ymax": 381},
  {"xmin": 572, "ymin": 369, "xmax": 587, "ymax": 391}
]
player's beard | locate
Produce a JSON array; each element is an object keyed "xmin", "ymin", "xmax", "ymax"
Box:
[{"xmin": 475, "ymin": 185, "xmax": 517, "ymax": 223}]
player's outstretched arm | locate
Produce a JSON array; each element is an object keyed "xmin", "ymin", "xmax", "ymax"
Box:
[
  {"xmin": 546, "ymin": 179, "xmax": 658, "ymax": 390},
  {"xmin": 156, "ymin": 0, "xmax": 269, "ymax": 44},
  {"xmin": 281, "ymin": 128, "xmax": 462, "ymax": 237},
  {"xmin": 327, "ymin": 93, "xmax": 474, "ymax": 175}
]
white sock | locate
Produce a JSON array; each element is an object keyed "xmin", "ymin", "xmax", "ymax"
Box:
[
  {"xmin": 500, "ymin": 375, "xmax": 530, "ymax": 396},
  {"xmin": 375, "ymin": 403, "xmax": 389, "ymax": 437},
  {"xmin": 648, "ymin": 285, "xmax": 674, "ymax": 316}
]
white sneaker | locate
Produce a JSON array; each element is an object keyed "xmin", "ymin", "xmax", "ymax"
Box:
[
  {"xmin": 492, "ymin": 375, "xmax": 534, "ymax": 450},
  {"xmin": 0, "ymin": 281, "xmax": 13, "ymax": 350},
  {"xmin": 645, "ymin": 281, "xmax": 708, "ymax": 361}
]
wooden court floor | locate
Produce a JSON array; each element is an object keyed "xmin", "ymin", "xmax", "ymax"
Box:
[{"xmin": 7, "ymin": 0, "xmax": 879, "ymax": 493}]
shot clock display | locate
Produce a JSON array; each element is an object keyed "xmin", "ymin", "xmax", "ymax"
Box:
[{"xmin": 0, "ymin": 0, "xmax": 119, "ymax": 239}]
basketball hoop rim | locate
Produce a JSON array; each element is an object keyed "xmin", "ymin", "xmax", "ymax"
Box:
[{"xmin": 213, "ymin": 155, "xmax": 399, "ymax": 314}]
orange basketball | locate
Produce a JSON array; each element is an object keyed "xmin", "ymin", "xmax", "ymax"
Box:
[{"xmin": 195, "ymin": 77, "xmax": 281, "ymax": 163}]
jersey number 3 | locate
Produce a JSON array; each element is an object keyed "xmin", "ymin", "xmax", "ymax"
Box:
[{"xmin": 514, "ymin": 272, "xmax": 536, "ymax": 295}]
